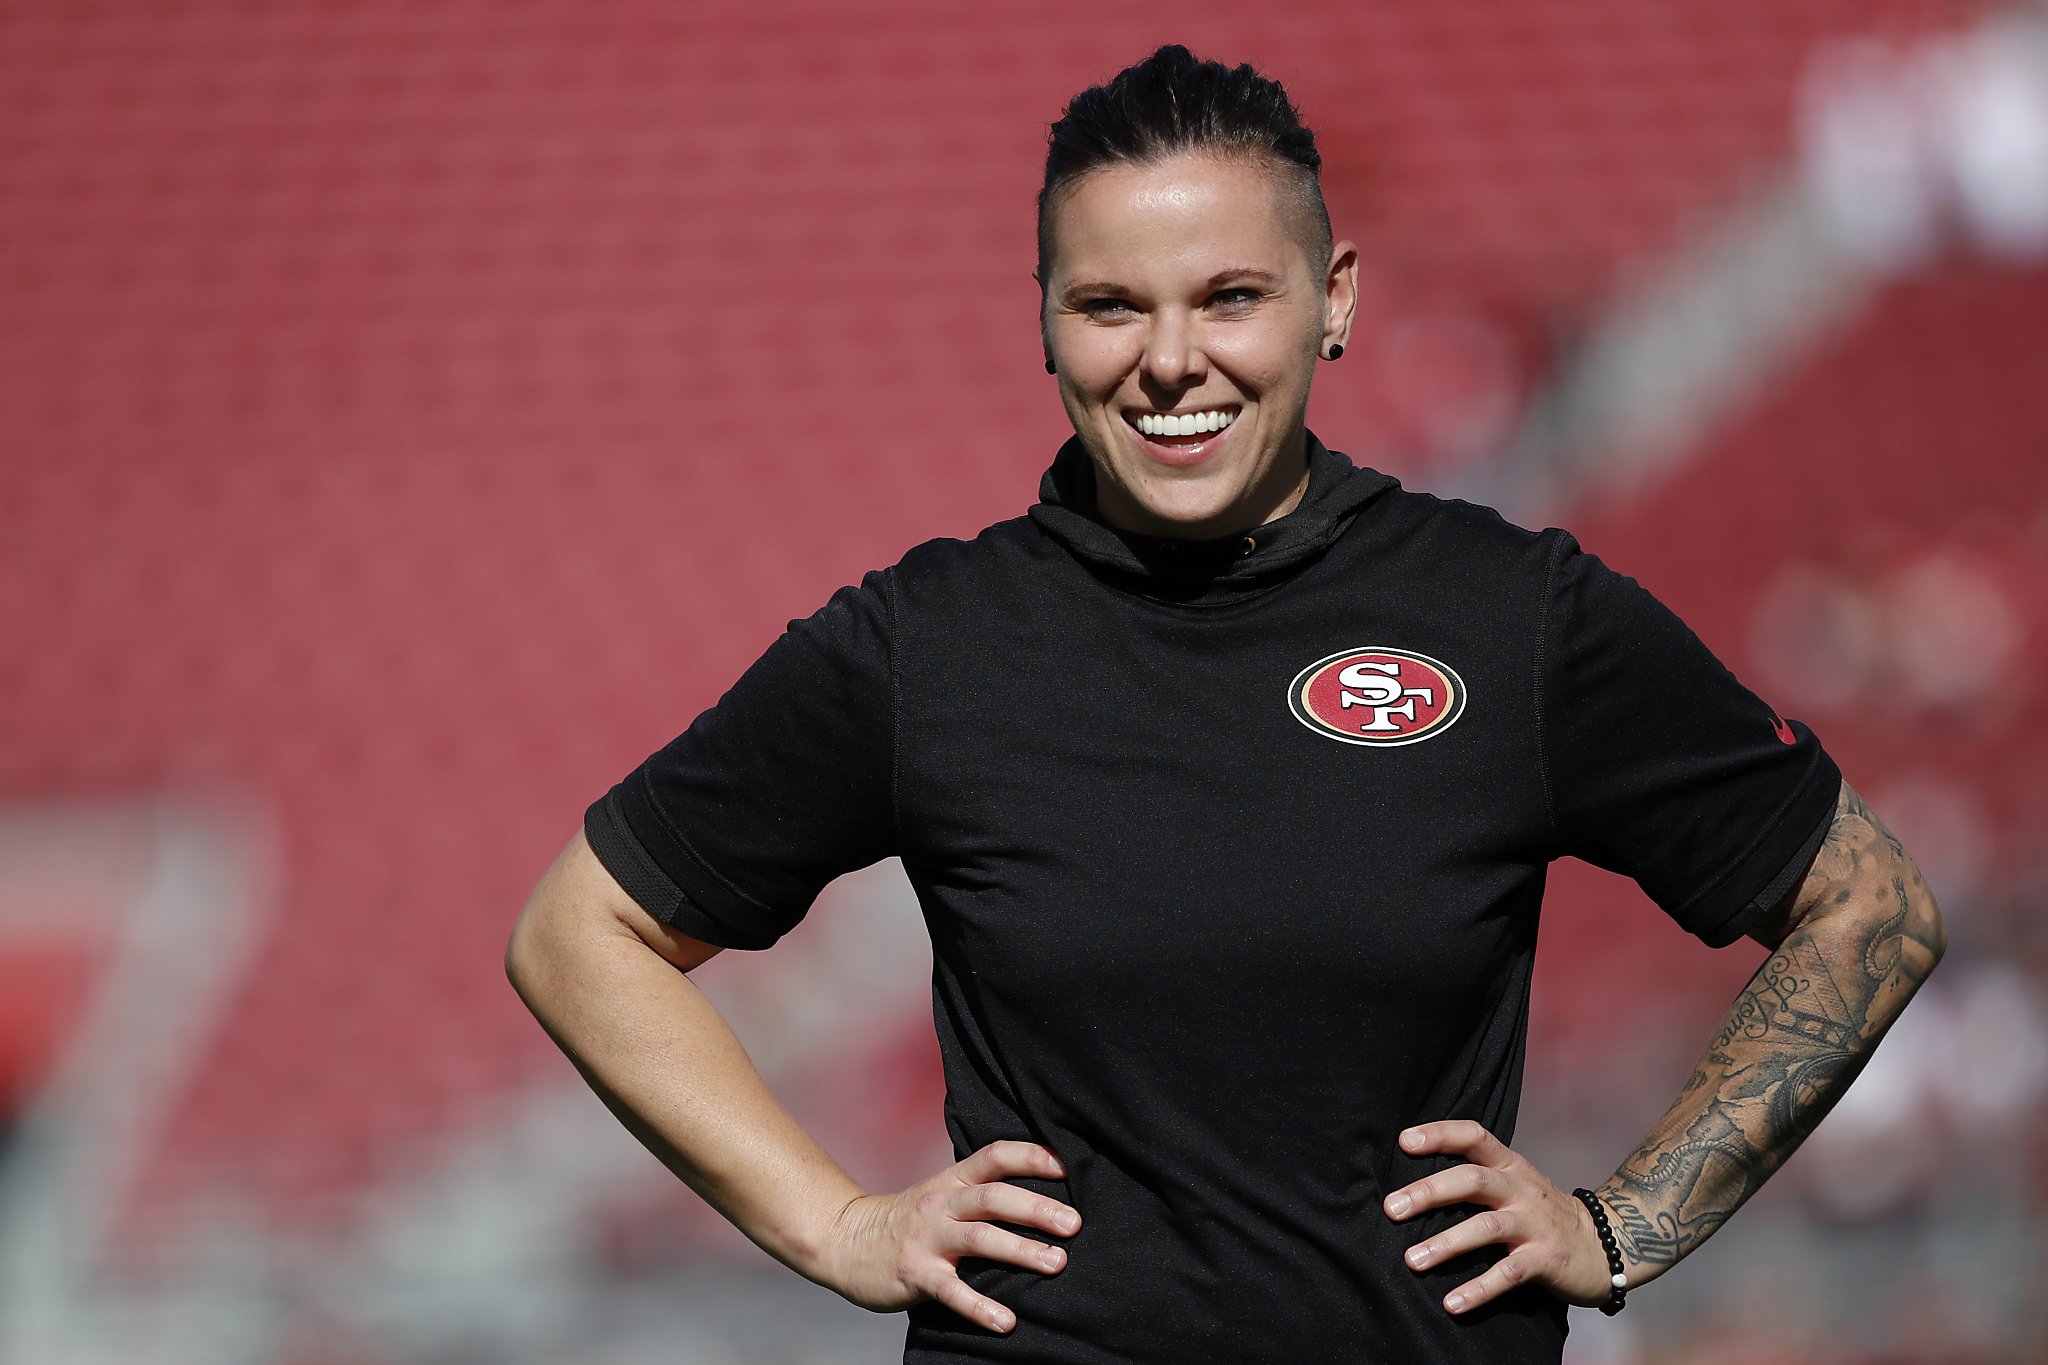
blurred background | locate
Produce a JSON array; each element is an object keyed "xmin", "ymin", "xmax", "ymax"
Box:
[{"xmin": 3, "ymin": 0, "xmax": 2045, "ymax": 1361}]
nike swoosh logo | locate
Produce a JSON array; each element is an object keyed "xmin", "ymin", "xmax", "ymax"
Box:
[{"xmin": 1771, "ymin": 715, "xmax": 1797, "ymax": 745}]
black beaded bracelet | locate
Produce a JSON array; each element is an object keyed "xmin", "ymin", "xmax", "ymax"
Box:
[{"xmin": 1571, "ymin": 1188, "xmax": 1628, "ymax": 1316}]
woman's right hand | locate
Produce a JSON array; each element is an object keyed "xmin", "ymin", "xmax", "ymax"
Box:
[{"xmin": 817, "ymin": 1139, "xmax": 1082, "ymax": 1334}]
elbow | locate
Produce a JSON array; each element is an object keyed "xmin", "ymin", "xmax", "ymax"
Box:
[
  {"xmin": 1789, "ymin": 783, "xmax": 1948, "ymax": 989},
  {"xmin": 1799, "ymin": 847, "xmax": 1947, "ymax": 990},
  {"xmin": 1917, "ymin": 877, "xmax": 1949, "ymax": 973},
  {"xmin": 504, "ymin": 894, "xmax": 547, "ymax": 1005},
  {"xmin": 506, "ymin": 832, "xmax": 605, "ymax": 1006},
  {"xmin": 1888, "ymin": 849, "xmax": 1948, "ymax": 987},
  {"xmin": 506, "ymin": 868, "xmax": 581, "ymax": 1009}
]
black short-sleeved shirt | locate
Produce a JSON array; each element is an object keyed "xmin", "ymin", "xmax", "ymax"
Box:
[{"xmin": 586, "ymin": 434, "xmax": 1841, "ymax": 1364}]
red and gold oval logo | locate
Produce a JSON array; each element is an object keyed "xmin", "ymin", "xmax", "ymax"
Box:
[{"xmin": 1288, "ymin": 647, "xmax": 1467, "ymax": 747}]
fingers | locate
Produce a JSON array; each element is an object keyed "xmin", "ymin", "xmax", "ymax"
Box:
[
  {"xmin": 1394, "ymin": 1203, "xmax": 1560, "ymax": 1317},
  {"xmin": 1381, "ymin": 1122, "xmax": 1611, "ymax": 1315},
  {"xmin": 1399, "ymin": 1206, "xmax": 1518, "ymax": 1273},
  {"xmin": 895, "ymin": 1208, "xmax": 1059, "ymax": 1336},
  {"xmin": 1442, "ymin": 1244, "xmax": 1562, "ymax": 1315},
  {"xmin": 871, "ymin": 1200, "xmax": 1064, "ymax": 1337},
  {"xmin": 955, "ymin": 1138, "xmax": 1067, "ymax": 1185},
  {"xmin": 925, "ymin": 1269, "xmax": 1020, "ymax": 1334},
  {"xmin": 1397, "ymin": 1120, "xmax": 1512, "ymax": 1167},
  {"xmin": 944, "ymin": 1210, "xmax": 1072, "ymax": 1277},
  {"xmin": 950, "ymin": 1139, "xmax": 1082, "ymax": 1239},
  {"xmin": 914, "ymin": 1140, "xmax": 1081, "ymax": 1335},
  {"xmin": 1382, "ymin": 1160, "xmax": 1507, "ymax": 1221},
  {"xmin": 965, "ymin": 1176, "xmax": 1083, "ymax": 1239}
]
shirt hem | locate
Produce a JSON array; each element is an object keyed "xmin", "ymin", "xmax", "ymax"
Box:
[{"xmin": 584, "ymin": 786, "xmax": 782, "ymax": 950}]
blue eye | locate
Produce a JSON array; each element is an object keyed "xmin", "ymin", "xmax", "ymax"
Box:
[
  {"xmin": 1209, "ymin": 288, "xmax": 1260, "ymax": 310},
  {"xmin": 1082, "ymin": 298, "xmax": 1135, "ymax": 319}
]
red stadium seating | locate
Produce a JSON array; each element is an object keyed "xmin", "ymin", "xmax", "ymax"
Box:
[
  {"xmin": 0, "ymin": 0, "xmax": 2013, "ymax": 1241},
  {"xmin": 1537, "ymin": 257, "xmax": 2048, "ymax": 1055}
]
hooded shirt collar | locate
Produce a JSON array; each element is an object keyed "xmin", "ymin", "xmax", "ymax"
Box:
[{"xmin": 1026, "ymin": 430, "xmax": 1396, "ymax": 604}]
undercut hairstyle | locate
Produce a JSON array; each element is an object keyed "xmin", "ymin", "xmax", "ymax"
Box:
[{"xmin": 1037, "ymin": 44, "xmax": 1334, "ymax": 287}]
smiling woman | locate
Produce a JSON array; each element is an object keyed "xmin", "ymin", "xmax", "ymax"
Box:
[
  {"xmin": 1042, "ymin": 152, "xmax": 1355, "ymax": 537},
  {"xmin": 508, "ymin": 42, "xmax": 1946, "ymax": 1365},
  {"xmin": 1036, "ymin": 47, "xmax": 1348, "ymax": 540}
]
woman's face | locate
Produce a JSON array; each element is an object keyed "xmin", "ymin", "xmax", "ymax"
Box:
[{"xmin": 1041, "ymin": 152, "xmax": 1356, "ymax": 539}]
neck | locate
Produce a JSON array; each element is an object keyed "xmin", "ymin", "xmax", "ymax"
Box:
[{"xmin": 1094, "ymin": 429, "xmax": 1313, "ymax": 542}]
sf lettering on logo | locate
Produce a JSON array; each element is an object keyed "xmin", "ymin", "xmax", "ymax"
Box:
[
  {"xmin": 1289, "ymin": 647, "xmax": 1466, "ymax": 747},
  {"xmin": 1336, "ymin": 659, "xmax": 1436, "ymax": 734}
]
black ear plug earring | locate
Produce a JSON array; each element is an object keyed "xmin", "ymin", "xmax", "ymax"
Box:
[
  {"xmin": 1325, "ymin": 343, "xmax": 1344, "ymax": 361},
  {"xmin": 1045, "ymin": 357, "xmax": 1057, "ymax": 374}
]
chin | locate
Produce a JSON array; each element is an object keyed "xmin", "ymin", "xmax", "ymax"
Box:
[{"xmin": 1117, "ymin": 481, "xmax": 1255, "ymax": 537}]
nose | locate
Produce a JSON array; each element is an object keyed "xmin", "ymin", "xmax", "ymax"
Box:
[{"xmin": 1141, "ymin": 307, "xmax": 1208, "ymax": 390}]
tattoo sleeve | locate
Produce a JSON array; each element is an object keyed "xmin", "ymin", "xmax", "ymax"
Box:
[{"xmin": 1596, "ymin": 780, "xmax": 1946, "ymax": 1282}]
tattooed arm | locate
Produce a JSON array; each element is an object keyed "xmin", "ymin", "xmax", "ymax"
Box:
[
  {"xmin": 1592, "ymin": 777, "xmax": 1947, "ymax": 1286},
  {"xmin": 1383, "ymin": 778, "xmax": 1946, "ymax": 1314}
]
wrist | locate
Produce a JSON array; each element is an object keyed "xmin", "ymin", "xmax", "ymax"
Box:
[
  {"xmin": 1586, "ymin": 1183, "xmax": 1669, "ymax": 1294},
  {"xmin": 1571, "ymin": 1187, "xmax": 1629, "ymax": 1314},
  {"xmin": 783, "ymin": 1182, "xmax": 875, "ymax": 1288}
]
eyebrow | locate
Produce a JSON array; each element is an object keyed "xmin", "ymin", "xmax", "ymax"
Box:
[
  {"xmin": 1058, "ymin": 267, "xmax": 1284, "ymax": 303},
  {"xmin": 1205, "ymin": 267, "xmax": 1283, "ymax": 288}
]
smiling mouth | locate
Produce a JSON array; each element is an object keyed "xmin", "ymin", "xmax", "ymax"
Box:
[{"xmin": 1126, "ymin": 407, "xmax": 1240, "ymax": 442}]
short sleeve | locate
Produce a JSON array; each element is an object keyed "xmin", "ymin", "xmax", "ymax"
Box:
[
  {"xmin": 583, "ymin": 572, "xmax": 897, "ymax": 949},
  {"xmin": 1539, "ymin": 531, "xmax": 1840, "ymax": 947}
]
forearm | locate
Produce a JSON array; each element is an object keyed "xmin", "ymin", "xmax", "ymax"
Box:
[
  {"xmin": 1594, "ymin": 784, "xmax": 1946, "ymax": 1288},
  {"xmin": 506, "ymin": 855, "xmax": 864, "ymax": 1283}
]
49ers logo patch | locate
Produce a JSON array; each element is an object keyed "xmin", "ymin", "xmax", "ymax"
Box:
[{"xmin": 1288, "ymin": 647, "xmax": 1467, "ymax": 747}]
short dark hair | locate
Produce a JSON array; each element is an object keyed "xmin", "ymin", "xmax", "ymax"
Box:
[{"xmin": 1036, "ymin": 45, "xmax": 1332, "ymax": 285}]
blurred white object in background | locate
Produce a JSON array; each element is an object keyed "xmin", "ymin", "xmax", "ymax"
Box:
[
  {"xmin": 1884, "ymin": 548, "xmax": 2025, "ymax": 714},
  {"xmin": 1750, "ymin": 543, "xmax": 2026, "ymax": 722},
  {"xmin": 1801, "ymin": 14, "xmax": 2048, "ymax": 270},
  {"xmin": 1803, "ymin": 957, "xmax": 2048, "ymax": 1220},
  {"xmin": 1930, "ymin": 961, "xmax": 2048, "ymax": 1131},
  {"xmin": 1935, "ymin": 16, "xmax": 2048, "ymax": 261},
  {"xmin": 1749, "ymin": 562, "xmax": 1885, "ymax": 713},
  {"xmin": 1802, "ymin": 969, "xmax": 1947, "ymax": 1221},
  {"xmin": 1800, "ymin": 36, "xmax": 1943, "ymax": 271}
]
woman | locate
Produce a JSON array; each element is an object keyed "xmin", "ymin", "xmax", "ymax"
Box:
[{"xmin": 507, "ymin": 46, "xmax": 1945, "ymax": 1363}]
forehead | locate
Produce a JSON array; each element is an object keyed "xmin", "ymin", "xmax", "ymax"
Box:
[{"xmin": 1044, "ymin": 152, "xmax": 1314, "ymax": 283}]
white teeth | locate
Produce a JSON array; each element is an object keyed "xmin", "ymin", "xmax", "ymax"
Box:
[{"xmin": 1136, "ymin": 409, "xmax": 1237, "ymax": 437}]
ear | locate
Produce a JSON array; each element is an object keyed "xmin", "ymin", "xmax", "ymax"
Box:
[
  {"xmin": 1034, "ymin": 268, "xmax": 1055, "ymax": 372},
  {"xmin": 1321, "ymin": 240, "xmax": 1360, "ymax": 357}
]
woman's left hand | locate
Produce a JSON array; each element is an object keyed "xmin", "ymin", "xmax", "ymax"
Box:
[{"xmin": 1381, "ymin": 1120, "xmax": 1618, "ymax": 1315}]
